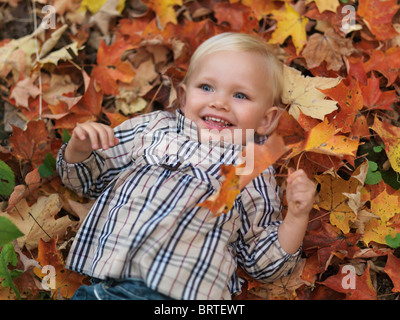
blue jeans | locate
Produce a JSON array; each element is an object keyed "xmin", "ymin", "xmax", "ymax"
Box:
[{"xmin": 70, "ymin": 278, "xmax": 175, "ymax": 300}]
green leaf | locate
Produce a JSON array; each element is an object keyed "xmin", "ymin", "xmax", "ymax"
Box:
[
  {"xmin": 44, "ymin": 153, "xmax": 56, "ymax": 169},
  {"xmin": 386, "ymin": 233, "xmax": 400, "ymax": 249},
  {"xmin": 39, "ymin": 153, "xmax": 56, "ymax": 178},
  {"xmin": 0, "ymin": 243, "xmax": 22, "ymax": 299},
  {"xmin": 365, "ymin": 161, "xmax": 382, "ymax": 185},
  {"xmin": 373, "ymin": 144, "xmax": 384, "ymax": 153},
  {"xmin": 62, "ymin": 129, "xmax": 71, "ymax": 144},
  {"xmin": 0, "ymin": 160, "xmax": 15, "ymax": 197},
  {"xmin": 0, "ymin": 216, "xmax": 24, "ymax": 247}
]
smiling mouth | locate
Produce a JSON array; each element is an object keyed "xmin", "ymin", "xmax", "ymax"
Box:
[{"xmin": 202, "ymin": 116, "xmax": 233, "ymax": 128}]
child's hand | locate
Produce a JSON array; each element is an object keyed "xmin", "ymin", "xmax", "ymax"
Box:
[
  {"xmin": 64, "ymin": 122, "xmax": 119, "ymax": 163},
  {"xmin": 286, "ymin": 168, "xmax": 316, "ymax": 218}
]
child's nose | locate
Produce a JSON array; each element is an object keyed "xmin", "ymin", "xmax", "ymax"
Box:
[{"xmin": 209, "ymin": 94, "xmax": 230, "ymax": 111}]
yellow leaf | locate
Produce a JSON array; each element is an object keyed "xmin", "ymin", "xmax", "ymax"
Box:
[
  {"xmin": 315, "ymin": 166, "xmax": 365, "ymax": 233},
  {"xmin": 372, "ymin": 116, "xmax": 400, "ymax": 173},
  {"xmin": 363, "ymin": 218, "xmax": 395, "ymax": 246},
  {"xmin": 80, "ymin": 0, "xmax": 125, "ymax": 13},
  {"xmin": 289, "ymin": 117, "xmax": 358, "ymax": 158},
  {"xmin": 305, "ymin": 0, "xmax": 339, "ymax": 13},
  {"xmin": 370, "ymin": 189, "xmax": 400, "ymax": 223},
  {"xmin": 282, "ymin": 65, "xmax": 341, "ymax": 121},
  {"xmin": 142, "ymin": 0, "xmax": 183, "ymax": 29},
  {"xmin": 269, "ymin": 2, "xmax": 309, "ymax": 54}
]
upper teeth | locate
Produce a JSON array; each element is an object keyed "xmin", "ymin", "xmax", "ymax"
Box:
[{"xmin": 204, "ymin": 116, "xmax": 231, "ymax": 126}]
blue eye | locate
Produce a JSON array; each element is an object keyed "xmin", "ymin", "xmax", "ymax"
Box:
[
  {"xmin": 200, "ymin": 84, "xmax": 213, "ymax": 92},
  {"xmin": 234, "ymin": 92, "xmax": 248, "ymax": 100}
]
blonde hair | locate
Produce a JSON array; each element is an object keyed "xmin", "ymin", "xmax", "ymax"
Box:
[{"xmin": 182, "ymin": 32, "xmax": 284, "ymax": 106}]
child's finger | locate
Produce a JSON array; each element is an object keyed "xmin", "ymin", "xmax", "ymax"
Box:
[
  {"xmin": 105, "ymin": 126, "xmax": 116, "ymax": 147},
  {"xmin": 86, "ymin": 126, "xmax": 101, "ymax": 149},
  {"xmin": 95, "ymin": 125, "xmax": 113, "ymax": 150},
  {"xmin": 73, "ymin": 125, "xmax": 88, "ymax": 141}
]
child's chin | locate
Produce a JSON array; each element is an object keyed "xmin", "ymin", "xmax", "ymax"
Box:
[{"xmin": 198, "ymin": 128, "xmax": 245, "ymax": 145}]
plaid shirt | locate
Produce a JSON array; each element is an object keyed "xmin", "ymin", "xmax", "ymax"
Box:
[{"xmin": 57, "ymin": 109, "xmax": 300, "ymax": 300}]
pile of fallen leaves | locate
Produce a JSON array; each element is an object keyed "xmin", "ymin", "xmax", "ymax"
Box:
[{"xmin": 0, "ymin": 0, "xmax": 400, "ymax": 300}]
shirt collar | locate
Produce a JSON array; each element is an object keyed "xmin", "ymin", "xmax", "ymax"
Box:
[{"xmin": 176, "ymin": 108, "xmax": 200, "ymax": 142}]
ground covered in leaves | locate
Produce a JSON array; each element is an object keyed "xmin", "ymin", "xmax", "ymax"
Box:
[{"xmin": 1, "ymin": 0, "xmax": 400, "ymax": 300}]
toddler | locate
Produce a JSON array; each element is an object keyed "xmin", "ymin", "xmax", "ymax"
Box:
[{"xmin": 57, "ymin": 32, "xmax": 315, "ymax": 300}]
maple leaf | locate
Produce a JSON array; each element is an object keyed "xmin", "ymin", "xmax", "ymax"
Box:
[
  {"xmin": 370, "ymin": 189, "xmax": 400, "ymax": 224},
  {"xmin": 91, "ymin": 39, "xmax": 135, "ymax": 95},
  {"xmin": 230, "ymin": 0, "xmax": 279, "ymax": 20},
  {"xmin": 269, "ymin": 2, "xmax": 308, "ymax": 55},
  {"xmin": 142, "ymin": 0, "xmax": 183, "ymax": 29},
  {"xmin": 197, "ymin": 164, "xmax": 241, "ymax": 217},
  {"xmin": 384, "ymin": 252, "xmax": 400, "ymax": 292},
  {"xmin": 357, "ymin": 0, "xmax": 400, "ymax": 41},
  {"xmin": 302, "ymin": 28, "xmax": 354, "ymax": 71},
  {"xmin": 320, "ymin": 265, "xmax": 377, "ymax": 300},
  {"xmin": 214, "ymin": 2, "xmax": 258, "ymax": 33},
  {"xmin": 9, "ymin": 120, "xmax": 52, "ymax": 169},
  {"xmin": 360, "ymin": 73, "xmax": 397, "ymax": 111},
  {"xmin": 362, "ymin": 218, "xmax": 396, "ymax": 246},
  {"xmin": 10, "ymin": 77, "xmax": 41, "ymax": 109},
  {"xmin": 288, "ymin": 117, "xmax": 358, "ymax": 161},
  {"xmin": 303, "ymin": 222, "xmax": 361, "ymax": 271},
  {"xmin": 33, "ymin": 238, "xmax": 88, "ymax": 299},
  {"xmin": 282, "ymin": 65, "xmax": 341, "ymax": 121},
  {"xmin": 314, "ymin": 165, "xmax": 365, "ymax": 234},
  {"xmin": 319, "ymin": 78, "xmax": 363, "ymax": 133},
  {"xmin": 363, "ymin": 47, "xmax": 400, "ymax": 86},
  {"xmin": 372, "ymin": 117, "xmax": 400, "ymax": 174},
  {"xmin": 197, "ymin": 133, "xmax": 289, "ymax": 216},
  {"xmin": 305, "ymin": 0, "xmax": 339, "ymax": 13}
]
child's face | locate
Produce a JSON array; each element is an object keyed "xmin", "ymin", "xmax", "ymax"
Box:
[{"xmin": 179, "ymin": 50, "xmax": 278, "ymax": 145}]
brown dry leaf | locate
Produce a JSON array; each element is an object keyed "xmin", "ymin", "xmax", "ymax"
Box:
[
  {"xmin": 302, "ymin": 28, "xmax": 354, "ymax": 71},
  {"xmin": 250, "ymin": 259, "xmax": 307, "ymax": 299},
  {"xmin": 1, "ymin": 194, "xmax": 77, "ymax": 250}
]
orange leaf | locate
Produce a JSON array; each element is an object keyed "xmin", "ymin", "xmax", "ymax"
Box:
[
  {"xmin": 360, "ymin": 73, "xmax": 397, "ymax": 111},
  {"xmin": 320, "ymin": 265, "xmax": 377, "ymax": 300},
  {"xmin": 197, "ymin": 133, "xmax": 289, "ymax": 216},
  {"xmin": 104, "ymin": 111, "xmax": 129, "ymax": 128},
  {"xmin": 319, "ymin": 79, "xmax": 363, "ymax": 133},
  {"xmin": 33, "ymin": 238, "xmax": 88, "ymax": 299},
  {"xmin": 363, "ymin": 47, "xmax": 400, "ymax": 86},
  {"xmin": 238, "ymin": 132, "xmax": 289, "ymax": 189},
  {"xmin": 371, "ymin": 116, "xmax": 400, "ymax": 174},
  {"xmin": 358, "ymin": 0, "xmax": 400, "ymax": 41},
  {"xmin": 92, "ymin": 39, "xmax": 136, "ymax": 95},
  {"xmin": 384, "ymin": 252, "xmax": 400, "ymax": 292},
  {"xmin": 197, "ymin": 164, "xmax": 241, "ymax": 217},
  {"xmin": 289, "ymin": 117, "xmax": 358, "ymax": 159},
  {"xmin": 142, "ymin": 0, "xmax": 183, "ymax": 29}
]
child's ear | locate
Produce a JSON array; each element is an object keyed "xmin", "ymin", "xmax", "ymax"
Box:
[
  {"xmin": 178, "ymin": 83, "xmax": 187, "ymax": 113},
  {"xmin": 256, "ymin": 106, "xmax": 280, "ymax": 136}
]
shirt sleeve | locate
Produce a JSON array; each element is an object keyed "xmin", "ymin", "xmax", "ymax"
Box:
[
  {"xmin": 56, "ymin": 115, "xmax": 149, "ymax": 199},
  {"xmin": 234, "ymin": 166, "xmax": 301, "ymax": 282}
]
